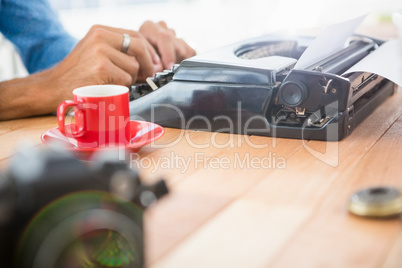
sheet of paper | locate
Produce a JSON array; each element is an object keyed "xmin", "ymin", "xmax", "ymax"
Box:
[
  {"xmin": 344, "ymin": 39, "xmax": 402, "ymax": 87},
  {"xmin": 294, "ymin": 15, "xmax": 367, "ymax": 70}
]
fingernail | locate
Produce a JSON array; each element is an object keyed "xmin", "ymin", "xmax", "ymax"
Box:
[
  {"xmin": 167, "ymin": 62, "xmax": 174, "ymax": 69},
  {"xmin": 154, "ymin": 54, "xmax": 160, "ymax": 64}
]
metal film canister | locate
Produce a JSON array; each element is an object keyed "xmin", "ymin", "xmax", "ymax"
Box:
[{"xmin": 348, "ymin": 187, "xmax": 402, "ymax": 218}]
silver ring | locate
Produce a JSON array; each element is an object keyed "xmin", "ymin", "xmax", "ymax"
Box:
[{"xmin": 121, "ymin": 33, "xmax": 130, "ymax": 53}]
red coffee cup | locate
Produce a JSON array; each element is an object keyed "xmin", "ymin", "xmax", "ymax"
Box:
[{"xmin": 57, "ymin": 85, "xmax": 131, "ymax": 148}]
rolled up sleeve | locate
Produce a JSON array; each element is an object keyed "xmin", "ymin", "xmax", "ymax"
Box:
[{"xmin": 0, "ymin": 0, "xmax": 78, "ymax": 73}]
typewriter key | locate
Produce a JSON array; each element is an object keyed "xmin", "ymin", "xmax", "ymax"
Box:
[{"xmin": 348, "ymin": 187, "xmax": 402, "ymax": 218}]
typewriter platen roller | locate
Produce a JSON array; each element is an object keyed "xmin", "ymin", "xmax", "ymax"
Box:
[{"xmin": 129, "ymin": 35, "xmax": 396, "ymax": 141}]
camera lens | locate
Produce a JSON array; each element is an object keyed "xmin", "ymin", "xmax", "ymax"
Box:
[
  {"xmin": 16, "ymin": 191, "xmax": 144, "ymax": 268},
  {"xmin": 56, "ymin": 229, "xmax": 138, "ymax": 267}
]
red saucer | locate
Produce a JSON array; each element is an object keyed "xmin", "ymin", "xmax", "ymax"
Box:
[{"xmin": 41, "ymin": 120, "xmax": 164, "ymax": 155}]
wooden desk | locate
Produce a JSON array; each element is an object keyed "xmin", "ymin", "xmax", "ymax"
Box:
[
  {"xmin": 1, "ymin": 22, "xmax": 401, "ymax": 267},
  {"xmin": 0, "ymin": 86, "xmax": 401, "ymax": 267}
]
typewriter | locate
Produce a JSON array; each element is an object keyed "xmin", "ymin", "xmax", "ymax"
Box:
[{"xmin": 129, "ymin": 34, "xmax": 397, "ymax": 141}]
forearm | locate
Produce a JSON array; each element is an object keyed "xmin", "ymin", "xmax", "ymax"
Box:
[{"xmin": 0, "ymin": 70, "xmax": 59, "ymax": 120}]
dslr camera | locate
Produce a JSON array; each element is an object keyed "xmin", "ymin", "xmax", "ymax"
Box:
[{"xmin": 0, "ymin": 146, "xmax": 168, "ymax": 268}]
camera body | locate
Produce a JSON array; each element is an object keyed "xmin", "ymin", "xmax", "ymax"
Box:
[{"xmin": 0, "ymin": 147, "xmax": 168, "ymax": 268}]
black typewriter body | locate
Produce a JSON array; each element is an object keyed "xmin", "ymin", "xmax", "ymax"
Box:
[{"xmin": 129, "ymin": 34, "xmax": 396, "ymax": 141}]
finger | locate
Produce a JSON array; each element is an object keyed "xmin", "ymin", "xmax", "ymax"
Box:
[
  {"xmin": 107, "ymin": 63, "xmax": 135, "ymax": 86},
  {"xmin": 175, "ymin": 38, "xmax": 197, "ymax": 61},
  {"xmin": 96, "ymin": 25, "xmax": 161, "ymax": 64},
  {"xmin": 87, "ymin": 25, "xmax": 157, "ymax": 76},
  {"xmin": 157, "ymin": 21, "xmax": 168, "ymax": 30},
  {"xmin": 136, "ymin": 32, "xmax": 161, "ymax": 65},
  {"xmin": 140, "ymin": 21, "xmax": 176, "ymax": 68},
  {"xmin": 174, "ymin": 39, "xmax": 190, "ymax": 62},
  {"xmin": 153, "ymin": 61, "xmax": 164, "ymax": 73},
  {"xmin": 89, "ymin": 24, "xmax": 142, "ymax": 39},
  {"xmin": 168, "ymin": 28, "xmax": 176, "ymax": 37},
  {"xmin": 157, "ymin": 37, "xmax": 177, "ymax": 69},
  {"xmin": 125, "ymin": 37, "xmax": 155, "ymax": 78},
  {"xmin": 157, "ymin": 21, "xmax": 177, "ymax": 38},
  {"xmin": 92, "ymin": 58, "xmax": 133, "ymax": 86},
  {"xmin": 96, "ymin": 44, "xmax": 140, "ymax": 83}
]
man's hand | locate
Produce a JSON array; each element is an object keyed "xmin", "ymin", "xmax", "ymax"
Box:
[
  {"xmin": 50, "ymin": 22, "xmax": 195, "ymax": 96},
  {"xmin": 51, "ymin": 24, "xmax": 158, "ymax": 90},
  {"xmin": 139, "ymin": 21, "xmax": 196, "ymax": 70},
  {"xmin": 0, "ymin": 22, "xmax": 196, "ymax": 120}
]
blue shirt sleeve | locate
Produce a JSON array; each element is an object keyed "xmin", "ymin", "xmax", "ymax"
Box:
[{"xmin": 0, "ymin": 0, "xmax": 78, "ymax": 73}]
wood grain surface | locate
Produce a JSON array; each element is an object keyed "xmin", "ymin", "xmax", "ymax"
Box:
[
  {"xmin": 1, "ymin": 88, "xmax": 400, "ymax": 268},
  {"xmin": 1, "ymin": 22, "xmax": 401, "ymax": 266}
]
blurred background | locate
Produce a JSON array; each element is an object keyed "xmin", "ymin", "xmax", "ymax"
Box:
[
  {"xmin": 1, "ymin": 0, "xmax": 401, "ymax": 81},
  {"xmin": 49, "ymin": 0, "xmax": 402, "ymax": 52}
]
